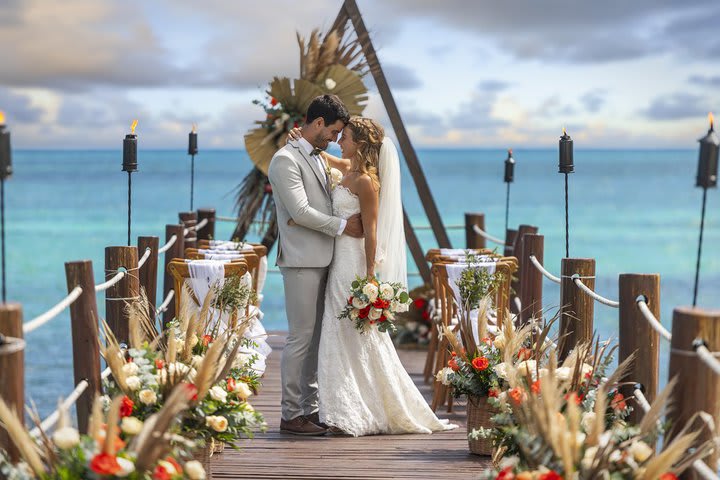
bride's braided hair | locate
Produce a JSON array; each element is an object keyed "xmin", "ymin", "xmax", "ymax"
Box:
[{"xmin": 347, "ymin": 116, "xmax": 384, "ymax": 191}]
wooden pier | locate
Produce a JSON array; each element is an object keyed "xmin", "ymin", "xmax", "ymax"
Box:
[{"xmin": 211, "ymin": 333, "xmax": 491, "ymax": 479}]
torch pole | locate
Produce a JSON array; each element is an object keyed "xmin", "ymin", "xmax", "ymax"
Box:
[
  {"xmin": 1, "ymin": 177, "xmax": 5, "ymax": 303},
  {"xmin": 127, "ymin": 172, "xmax": 132, "ymax": 247},
  {"xmin": 190, "ymin": 153, "xmax": 195, "ymax": 211},
  {"xmin": 505, "ymin": 182, "xmax": 510, "ymax": 233},
  {"xmin": 564, "ymin": 173, "xmax": 570, "ymax": 258},
  {"xmin": 692, "ymin": 187, "xmax": 708, "ymax": 307}
]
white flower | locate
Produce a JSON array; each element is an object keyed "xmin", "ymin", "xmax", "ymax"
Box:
[
  {"xmin": 556, "ymin": 366, "xmax": 572, "ymax": 381},
  {"xmin": 435, "ymin": 367, "xmax": 454, "ymax": 386},
  {"xmin": 493, "ymin": 362, "xmax": 508, "ymax": 379},
  {"xmin": 234, "ymin": 381, "xmax": 253, "ymax": 401},
  {"xmin": 362, "ymin": 283, "xmax": 379, "ymax": 302},
  {"xmin": 368, "ymin": 308, "xmax": 382, "ymax": 321},
  {"xmin": 209, "ymin": 386, "xmax": 228, "ymax": 403},
  {"xmin": 493, "ymin": 335, "xmax": 506, "ymax": 350},
  {"xmin": 581, "ymin": 411, "xmax": 596, "ymax": 433},
  {"xmin": 629, "ymin": 441, "xmax": 653, "ymax": 462},
  {"xmin": 189, "ymin": 334, "xmax": 199, "ymax": 348},
  {"xmin": 418, "ymin": 325, "xmax": 429, "ymax": 335},
  {"xmin": 517, "ymin": 360, "xmax": 537, "ymax": 378},
  {"xmin": 281, "ymin": 112, "xmax": 290, "ymax": 122},
  {"xmin": 352, "ymin": 297, "xmax": 368, "ymax": 309},
  {"xmin": 122, "ymin": 362, "xmax": 139, "ymax": 376},
  {"xmin": 120, "ymin": 416, "xmax": 144, "ymax": 436},
  {"xmin": 582, "ymin": 446, "xmax": 598, "ymax": 470},
  {"xmin": 498, "ymin": 455, "xmax": 520, "ymax": 469},
  {"xmin": 185, "ymin": 460, "xmax": 207, "ymax": 480},
  {"xmin": 138, "ymin": 389, "xmax": 157, "ymax": 405},
  {"xmin": 330, "ymin": 168, "xmax": 343, "ymax": 187},
  {"xmin": 157, "ymin": 460, "xmax": 178, "ymax": 475},
  {"xmin": 52, "ymin": 427, "xmax": 79, "ymax": 450},
  {"xmin": 324, "ymin": 78, "xmax": 337, "ymax": 90},
  {"xmin": 174, "ymin": 337, "xmax": 185, "ymax": 351},
  {"xmin": 379, "ymin": 284, "xmax": 394, "ymax": 300},
  {"xmin": 191, "ymin": 355, "xmax": 204, "ymax": 368},
  {"xmin": 125, "ymin": 376, "xmax": 141, "ymax": 391},
  {"xmin": 205, "ymin": 415, "xmax": 228, "ymax": 432},
  {"xmin": 609, "ymin": 449, "xmax": 623, "ymax": 462},
  {"xmin": 350, "ymin": 309, "xmax": 359, "ymax": 320},
  {"xmin": 581, "ymin": 363, "xmax": 594, "ymax": 377},
  {"xmin": 538, "ymin": 368, "xmax": 549, "ymax": 379},
  {"xmin": 116, "ymin": 457, "xmax": 136, "ymax": 478},
  {"xmin": 396, "ymin": 301, "xmax": 410, "ymax": 313}
]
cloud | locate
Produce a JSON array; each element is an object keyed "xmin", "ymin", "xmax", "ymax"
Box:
[
  {"xmin": 0, "ymin": 88, "xmax": 44, "ymax": 123},
  {"xmin": 381, "ymin": 64, "xmax": 422, "ymax": 90},
  {"xmin": 689, "ymin": 74, "xmax": 720, "ymax": 86},
  {"xmin": 580, "ymin": 90, "xmax": 607, "ymax": 113},
  {"xmin": 641, "ymin": 92, "xmax": 708, "ymax": 120}
]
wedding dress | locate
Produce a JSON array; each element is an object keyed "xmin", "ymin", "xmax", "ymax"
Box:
[{"xmin": 317, "ymin": 138, "xmax": 456, "ymax": 436}]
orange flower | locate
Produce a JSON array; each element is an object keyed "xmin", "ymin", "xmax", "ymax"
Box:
[
  {"xmin": 450, "ymin": 351, "xmax": 457, "ymax": 357},
  {"xmin": 659, "ymin": 474, "xmax": 677, "ymax": 480},
  {"xmin": 481, "ymin": 337, "xmax": 492, "ymax": 346},
  {"xmin": 538, "ymin": 471, "xmax": 563, "ymax": 480},
  {"xmin": 565, "ymin": 392, "xmax": 582, "ymax": 405},
  {"xmin": 270, "ymin": 97, "xmax": 278, "ymax": 106},
  {"xmin": 155, "ymin": 358, "xmax": 164, "ymax": 370},
  {"xmin": 226, "ymin": 377, "xmax": 236, "ymax": 393},
  {"xmin": 531, "ymin": 380, "xmax": 541, "ymax": 394},
  {"xmin": 202, "ymin": 335, "xmax": 213, "ymax": 347},
  {"xmin": 119, "ymin": 396, "xmax": 134, "ymax": 417},
  {"xmin": 488, "ymin": 388, "xmax": 499, "ymax": 398},
  {"xmin": 153, "ymin": 464, "xmax": 172, "ymax": 480},
  {"xmin": 90, "ymin": 453, "xmax": 122, "ymax": 476},
  {"xmin": 611, "ymin": 392, "xmax": 627, "ymax": 410},
  {"xmin": 471, "ymin": 356, "xmax": 489, "ymax": 371},
  {"xmin": 517, "ymin": 347, "xmax": 532, "ymax": 361},
  {"xmin": 448, "ymin": 358, "xmax": 460, "ymax": 372},
  {"xmin": 508, "ymin": 387, "xmax": 525, "ymax": 405},
  {"xmin": 496, "ymin": 467, "xmax": 514, "ymax": 480}
]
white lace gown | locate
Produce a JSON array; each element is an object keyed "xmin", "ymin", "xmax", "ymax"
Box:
[{"xmin": 317, "ymin": 186, "xmax": 456, "ymax": 436}]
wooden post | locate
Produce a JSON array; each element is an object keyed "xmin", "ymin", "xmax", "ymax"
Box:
[
  {"xmin": 197, "ymin": 208, "xmax": 216, "ymax": 241},
  {"xmin": 503, "ymin": 229, "xmax": 517, "ymax": 258},
  {"xmin": 520, "ymin": 234, "xmax": 544, "ymax": 325},
  {"xmin": 65, "ymin": 260, "xmax": 102, "ymax": 433},
  {"xmin": 0, "ymin": 304, "xmax": 23, "ymax": 461},
  {"xmin": 510, "ymin": 225, "xmax": 538, "ymax": 314},
  {"xmin": 162, "ymin": 225, "xmax": 185, "ymax": 326},
  {"xmin": 559, "ymin": 258, "xmax": 595, "ymax": 360},
  {"xmin": 104, "ymin": 246, "xmax": 139, "ymax": 345},
  {"xmin": 666, "ymin": 307, "xmax": 720, "ymax": 469},
  {"xmin": 403, "ymin": 210, "xmax": 431, "ymax": 283},
  {"xmin": 465, "ymin": 213, "xmax": 485, "ymax": 249},
  {"xmin": 618, "ymin": 274, "xmax": 660, "ymax": 424},
  {"xmin": 138, "ymin": 236, "xmax": 159, "ymax": 318},
  {"xmin": 179, "ymin": 211, "xmax": 198, "ymax": 250}
]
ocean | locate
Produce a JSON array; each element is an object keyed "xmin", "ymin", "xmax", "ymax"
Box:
[{"xmin": 6, "ymin": 148, "xmax": 719, "ymax": 417}]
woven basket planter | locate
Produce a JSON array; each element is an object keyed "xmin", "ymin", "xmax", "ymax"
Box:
[
  {"xmin": 466, "ymin": 395, "xmax": 496, "ymax": 456},
  {"xmin": 192, "ymin": 444, "xmax": 213, "ymax": 479},
  {"xmin": 212, "ymin": 438, "xmax": 225, "ymax": 454}
]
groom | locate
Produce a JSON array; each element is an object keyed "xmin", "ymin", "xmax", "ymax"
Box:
[{"xmin": 268, "ymin": 94, "xmax": 363, "ymax": 435}]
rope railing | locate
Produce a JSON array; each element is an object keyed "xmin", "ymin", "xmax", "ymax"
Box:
[
  {"xmin": 572, "ymin": 275, "xmax": 620, "ymax": 308},
  {"xmin": 23, "ymin": 286, "xmax": 83, "ymax": 334},
  {"xmin": 183, "ymin": 218, "xmax": 208, "ymax": 236},
  {"xmin": 636, "ymin": 299, "xmax": 672, "ymax": 341},
  {"xmin": 158, "ymin": 234, "xmax": 177, "ymax": 254},
  {"xmin": 472, "ymin": 224, "xmax": 506, "ymax": 246},
  {"xmin": 29, "ymin": 379, "xmax": 88, "ymax": 437},
  {"xmin": 695, "ymin": 342, "xmax": 720, "ymax": 376},
  {"xmin": 137, "ymin": 247, "xmax": 152, "ymax": 268},
  {"xmin": 94, "ymin": 271, "xmax": 125, "ymax": 292},
  {"xmin": 528, "ymin": 255, "xmax": 561, "ymax": 284},
  {"xmin": 156, "ymin": 289, "xmax": 175, "ymax": 316},
  {"xmin": 513, "ymin": 296, "xmax": 522, "ymax": 313}
]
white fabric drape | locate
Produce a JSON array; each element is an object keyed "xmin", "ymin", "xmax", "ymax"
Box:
[{"xmin": 375, "ymin": 137, "xmax": 407, "ymax": 285}]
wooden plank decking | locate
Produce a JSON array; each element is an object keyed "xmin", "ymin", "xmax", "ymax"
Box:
[{"xmin": 211, "ymin": 332, "xmax": 491, "ymax": 479}]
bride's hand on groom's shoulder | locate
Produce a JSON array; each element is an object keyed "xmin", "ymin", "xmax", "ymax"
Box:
[
  {"xmin": 344, "ymin": 213, "xmax": 363, "ymax": 238},
  {"xmin": 286, "ymin": 127, "xmax": 302, "ymax": 143}
]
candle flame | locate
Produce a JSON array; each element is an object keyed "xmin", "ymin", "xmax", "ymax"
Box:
[
  {"xmin": 562, "ymin": 127, "xmax": 566, "ymax": 135},
  {"xmin": 508, "ymin": 148, "xmax": 513, "ymax": 155},
  {"xmin": 709, "ymin": 112, "xmax": 714, "ymax": 129},
  {"xmin": 0, "ymin": 111, "xmax": 4, "ymax": 124},
  {"xmin": 130, "ymin": 119, "xmax": 138, "ymax": 135},
  {"xmin": 192, "ymin": 123, "xmax": 197, "ymax": 134}
]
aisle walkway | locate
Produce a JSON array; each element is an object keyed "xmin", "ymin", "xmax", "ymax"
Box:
[{"xmin": 211, "ymin": 332, "xmax": 491, "ymax": 479}]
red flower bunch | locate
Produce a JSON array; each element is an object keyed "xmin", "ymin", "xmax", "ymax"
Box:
[
  {"xmin": 90, "ymin": 453, "xmax": 122, "ymax": 476},
  {"xmin": 119, "ymin": 396, "xmax": 134, "ymax": 417}
]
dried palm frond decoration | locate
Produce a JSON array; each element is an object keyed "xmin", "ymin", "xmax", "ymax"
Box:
[{"xmin": 232, "ymin": 25, "xmax": 369, "ymax": 248}]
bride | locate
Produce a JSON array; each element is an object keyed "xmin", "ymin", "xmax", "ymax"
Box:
[{"xmin": 292, "ymin": 117, "xmax": 455, "ymax": 436}]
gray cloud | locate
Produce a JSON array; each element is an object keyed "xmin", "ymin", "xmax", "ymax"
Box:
[
  {"xmin": 0, "ymin": 88, "xmax": 44, "ymax": 123},
  {"xmin": 642, "ymin": 92, "xmax": 708, "ymax": 120},
  {"xmin": 580, "ymin": 90, "xmax": 607, "ymax": 113},
  {"xmin": 689, "ymin": 75, "xmax": 720, "ymax": 87},
  {"xmin": 381, "ymin": 63, "xmax": 422, "ymax": 90}
]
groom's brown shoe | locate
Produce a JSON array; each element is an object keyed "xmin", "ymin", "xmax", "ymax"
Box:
[
  {"xmin": 280, "ymin": 416, "xmax": 327, "ymax": 436},
  {"xmin": 304, "ymin": 412, "xmax": 329, "ymax": 429}
]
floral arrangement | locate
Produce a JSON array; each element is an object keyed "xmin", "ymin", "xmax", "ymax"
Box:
[
  {"xmin": 392, "ymin": 284, "xmax": 434, "ymax": 347},
  {"xmin": 337, "ymin": 275, "xmax": 411, "ymax": 334},
  {"xmin": 0, "ymin": 390, "xmax": 206, "ymax": 480}
]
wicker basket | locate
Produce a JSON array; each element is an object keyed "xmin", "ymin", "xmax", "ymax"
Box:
[
  {"xmin": 466, "ymin": 395, "xmax": 495, "ymax": 456},
  {"xmin": 192, "ymin": 444, "xmax": 213, "ymax": 480},
  {"xmin": 211, "ymin": 438, "xmax": 225, "ymax": 454}
]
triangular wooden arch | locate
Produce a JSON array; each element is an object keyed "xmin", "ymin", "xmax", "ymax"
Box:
[{"xmin": 331, "ymin": 0, "xmax": 452, "ymax": 283}]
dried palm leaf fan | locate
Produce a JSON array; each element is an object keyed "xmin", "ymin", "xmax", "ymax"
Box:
[{"xmin": 232, "ymin": 25, "xmax": 369, "ymax": 248}]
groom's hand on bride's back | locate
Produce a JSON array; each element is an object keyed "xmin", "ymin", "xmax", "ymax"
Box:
[{"xmin": 344, "ymin": 214, "xmax": 364, "ymax": 238}]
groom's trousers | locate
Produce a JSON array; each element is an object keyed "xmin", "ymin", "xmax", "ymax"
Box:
[{"xmin": 279, "ymin": 266, "xmax": 329, "ymax": 421}]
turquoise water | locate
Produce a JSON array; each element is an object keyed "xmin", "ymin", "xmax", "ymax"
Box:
[{"xmin": 6, "ymin": 148, "xmax": 719, "ymax": 417}]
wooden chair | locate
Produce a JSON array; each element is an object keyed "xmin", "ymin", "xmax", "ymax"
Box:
[
  {"xmin": 184, "ymin": 248, "xmax": 261, "ymax": 293},
  {"xmin": 197, "ymin": 240, "xmax": 268, "ymax": 260}
]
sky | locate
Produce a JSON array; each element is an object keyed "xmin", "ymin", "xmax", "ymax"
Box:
[{"xmin": 1, "ymin": 0, "xmax": 720, "ymax": 149}]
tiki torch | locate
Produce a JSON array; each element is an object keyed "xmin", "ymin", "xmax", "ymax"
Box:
[
  {"xmin": 503, "ymin": 148, "xmax": 515, "ymax": 233},
  {"xmin": 122, "ymin": 120, "xmax": 138, "ymax": 246},
  {"xmin": 559, "ymin": 128, "xmax": 574, "ymax": 258},
  {"xmin": 188, "ymin": 123, "xmax": 198, "ymax": 210},
  {"xmin": 0, "ymin": 112, "xmax": 12, "ymax": 303},
  {"xmin": 692, "ymin": 112, "xmax": 718, "ymax": 306}
]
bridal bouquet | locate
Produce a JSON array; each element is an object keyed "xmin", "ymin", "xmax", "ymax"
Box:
[{"xmin": 337, "ymin": 275, "xmax": 411, "ymax": 334}]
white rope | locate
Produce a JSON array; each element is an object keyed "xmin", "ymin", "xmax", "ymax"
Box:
[
  {"xmin": 183, "ymin": 218, "xmax": 209, "ymax": 236},
  {"xmin": 94, "ymin": 271, "xmax": 125, "ymax": 292},
  {"xmin": 101, "ymin": 366, "xmax": 112, "ymax": 379},
  {"xmin": 137, "ymin": 247, "xmax": 152, "ymax": 268},
  {"xmin": 29, "ymin": 379, "xmax": 89, "ymax": 437},
  {"xmin": 636, "ymin": 299, "xmax": 672, "ymax": 341},
  {"xmin": 696, "ymin": 344, "xmax": 720, "ymax": 376},
  {"xmin": 158, "ymin": 235, "xmax": 177, "ymax": 254},
  {"xmin": 572, "ymin": 276, "xmax": 619, "ymax": 308},
  {"xmin": 472, "ymin": 224, "xmax": 506, "ymax": 246},
  {"xmin": 513, "ymin": 297, "xmax": 522, "ymax": 312},
  {"xmin": 156, "ymin": 289, "xmax": 175, "ymax": 316},
  {"xmin": 528, "ymin": 255, "xmax": 561, "ymax": 284},
  {"xmin": 23, "ymin": 286, "xmax": 83, "ymax": 334},
  {"xmin": 634, "ymin": 388, "xmax": 652, "ymax": 413},
  {"xmin": 0, "ymin": 336, "xmax": 25, "ymax": 355}
]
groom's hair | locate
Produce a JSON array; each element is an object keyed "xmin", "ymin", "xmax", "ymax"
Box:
[{"xmin": 305, "ymin": 95, "xmax": 350, "ymax": 127}]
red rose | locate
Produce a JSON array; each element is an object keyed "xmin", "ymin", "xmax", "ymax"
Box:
[
  {"xmin": 202, "ymin": 335, "xmax": 213, "ymax": 347},
  {"xmin": 293, "ymin": 121, "xmax": 299, "ymax": 128},
  {"xmin": 119, "ymin": 396, "xmax": 134, "ymax": 417},
  {"xmin": 185, "ymin": 383, "xmax": 199, "ymax": 402},
  {"xmin": 165, "ymin": 457, "xmax": 182, "ymax": 476},
  {"xmin": 488, "ymin": 388, "xmax": 499, "ymax": 398},
  {"xmin": 496, "ymin": 467, "xmax": 514, "ymax": 480},
  {"xmin": 90, "ymin": 453, "xmax": 122, "ymax": 476},
  {"xmin": 226, "ymin": 377, "xmax": 236, "ymax": 393},
  {"xmin": 348, "ymin": 296, "xmax": 354, "ymax": 305},
  {"xmin": 448, "ymin": 358, "xmax": 459, "ymax": 372},
  {"xmin": 373, "ymin": 299, "xmax": 390, "ymax": 309},
  {"xmin": 659, "ymin": 474, "xmax": 677, "ymax": 480},
  {"xmin": 155, "ymin": 358, "xmax": 164, "ymax": 370},
  {"xmin": 413, "ymin": 298, "xmax": 427, "ymax": 310},
  {"xmin": 471, "ymin": 356, "xmax": 489, "ymax": 371},
  {"xmin": 538, "ymin": 471, "xmax": 562, "ymax": 480},
  {"xmin": 450, "ymin": 351, "xmax": 457, "ymax": 357},
  {"xmin": 270, "ymin": 97, "xmax": 278, "ymax": 106},
  {"xmin": 379, "ymin": 315, "xmax": 387, "ymax": 322},
  {"xmin": 421, "ymin": 310, "xmax": 430, "ymax": 321},
  {"xmin": 153, "ymin": 464, "xmax": 172, "ymax": 480},
  {"xmin": 358, "ymin": 306, "xmax": 371, "ymax": 319}
]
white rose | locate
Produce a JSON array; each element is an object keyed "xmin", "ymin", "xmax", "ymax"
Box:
[
  {"xmin": 116, "ymin": 457, "xmax": 135, "ymax": 478},
  {"xmin": 281, "ymin": 112, "xmax": 290, "ymax": 122},
  {"xmin": 206, "ymin": 415, "xmax": 228, "ymax": 432},
  {"xmin": 493, "ymin": 336, "xmax": 506, "ymax": 350},
  {"xmin": 189, "ymin": 334, "xmax": 199, "ymax": 348},
  {"xmin": 556, "ymin": 366, "xmax": 572, "ymax": 381},
  {"xmin": 324, "ymin": 78, "xmax": 337, "ymax": 90},
  {"xmin": 493, "ymin": 362, "xmax": 508, "ymax": 379},
  {"xmin": 352, "ymin": 297, "xmax": 368, "ymax": 309},
  {"xmin": 125, "ymin": 376, "xmax": 141, "ymax": 391},
  {"xmin": 52, "ymin": 427, "xmax": 80, "ymax": 450},
  {"xmin": 122, "ymin": 362, "xmax": 139, "ymax": 376},
  {"xmin": 350, "ymin": 309, "xmax": 359, "ymax": 320},
  {"xmin": 368, "ymin": 308, "xmax": 382, "ymax": 321},
  {"xmin": 242, "ymin": 402, "xmax": 255, "ymax": 412},
  {"xmin": 517, "ymin": 360, "xmax": 537, "ymax": 379},
  {"xmin": 396, "ymin": 301, "xmax": 410, "ymax": 313},
  {"xmin": 234, "ymin": 381, "xmax": 253, "ymax": 401},
  {"xmin": 435, "ymin": 367, "xmax": 454, "ymax": 386},
  {"xmin": 184, "ymin": 460, "xmax": 207, "ymax": 480},
  {"xmin": 330, "ymin": 168, "xmax": 343, "ymax": 187},
  {"xmin": 581, "ymin": 411, "xmax": 596, "ymax": 433},
  {"xmin": 629, "ymin": 441, "xmax": 653, "ymax": 462},
  {"xmin": 120, "ymin": 416, "xmax": 144, "ymax": 436},
  {"xmin": 379, "ymin": 284, "xmax": 394, "ymax": 300},
  {"xmin": 362, "ymin": 283, "xmax": 379, "ymax": 302},
  {"xmin": 582, "ymin": 446, "xmax": 598, "ymax": 470},
  {"xmin": 581, "ymin": 363, "xmax": 594, "ymax": 377},
  {"xmin": 209, "ymin": 386, "xmax": 228, "ymax": 403},
  {"xmin": 138, "ymin": 389, "xmax": 157, "ymax": 405},
  {"xmin": 174, "ymin": 337, "xmax": 185, "ymax": 351},
  {"xmin": 192, "ymin": 355, "xmax": 204, "ymax": 368}
]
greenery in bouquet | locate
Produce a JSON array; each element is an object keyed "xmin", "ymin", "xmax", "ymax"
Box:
[
  {"xmin": 392, "ymin": 284, "xmax": 434, "ymax": 347},
  {"xmin": 211, "ymin": 273, "xmax": 257, "ymax": 314},
  {"xmin": 337, "ymin": 275, "xmax": 412, "ymax": 334},
  {"xmin": 0, "ymin": 389, "xmax": 207, "ymax": 480},
  {"xmin": 455, "ymin": 258, "xmax": 503, "ymax": 311}
]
